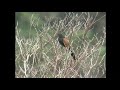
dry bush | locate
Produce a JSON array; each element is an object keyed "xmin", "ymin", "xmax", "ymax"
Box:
[{"xmin": 15, "ymin": 12, "xmax": 106, "ymax": 78}]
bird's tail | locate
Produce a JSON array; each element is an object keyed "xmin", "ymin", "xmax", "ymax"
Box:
[{"xmin": 69, "ymin": 47, "xmax": 76, "ymax": 60}]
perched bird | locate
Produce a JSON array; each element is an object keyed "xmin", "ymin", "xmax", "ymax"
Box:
[{"xmin": 58, "ymin": 34, "xmax": 76, "ymax": 60}]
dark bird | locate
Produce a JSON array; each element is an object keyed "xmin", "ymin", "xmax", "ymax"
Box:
[{"xmin": 58, "ymin": 34, "xmax": 76, "ymax": 60}]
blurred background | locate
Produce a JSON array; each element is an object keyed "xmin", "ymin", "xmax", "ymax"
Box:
[{"xmin": 15, "ymin": 12, "xmax": 106, "ymax": 38}]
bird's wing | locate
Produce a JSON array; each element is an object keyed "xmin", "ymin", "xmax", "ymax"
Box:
[{"xmin": 63, "ymin": 37, "xmax": 69, "ymax": 47}]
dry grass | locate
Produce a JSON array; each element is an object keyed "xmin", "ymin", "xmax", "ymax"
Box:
[{"xmin": 15, "ymin": 12, "xmax": 106, "ymax": 78}]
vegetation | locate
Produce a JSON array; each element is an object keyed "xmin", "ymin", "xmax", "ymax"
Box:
[{"xmin": 15, "ymin": 12, "xmax": 106, "ymax": 78}]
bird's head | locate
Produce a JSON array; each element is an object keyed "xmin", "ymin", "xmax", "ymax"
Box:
[{"xmin": 58, "ymin": 33, "xmax": 64, "ymax": 38}]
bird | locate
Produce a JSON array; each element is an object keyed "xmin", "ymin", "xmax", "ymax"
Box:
[{"xmin": 58, "ymin": 33, "xmax": 76, "ymax": 60}]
